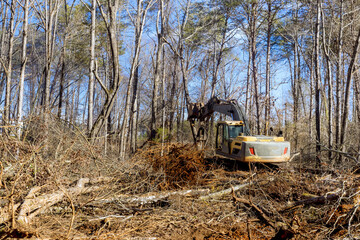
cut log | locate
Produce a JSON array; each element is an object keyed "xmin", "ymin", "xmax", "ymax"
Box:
[
  {"xmin": 0, "ymin": 178, "xmax": 105, "ymax": 226},
  {"xmin": 94, "ymin": 189, "xmax": 210, "ymax": 205},
  {"xmin": 282, "ymin": 192, "xmax": 340, "ymax": 212},
  {"xmin": 199, "ymin": 176, "xmax": 274, "ymax": 201},
  {"xmin": 199, "ymin": 183, "xmax": 250, "ymax": 200},
  {"xmin": 17, "ymin": 178, "xmax": 100, "ymax": 225}
]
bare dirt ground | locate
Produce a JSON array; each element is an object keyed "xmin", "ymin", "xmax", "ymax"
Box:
[{"xmin": 1, "ymin": 132, "xmax": 360, "ymax": 239}]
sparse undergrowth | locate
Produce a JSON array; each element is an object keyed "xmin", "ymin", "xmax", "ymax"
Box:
[{"xmin": 0, "ymin": 118, "xmax": 359, "ymax": 239}]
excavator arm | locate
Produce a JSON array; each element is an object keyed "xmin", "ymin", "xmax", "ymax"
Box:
[{"xmin": 187, "ymin": 97, "xmax": 250, "ymax": 144}]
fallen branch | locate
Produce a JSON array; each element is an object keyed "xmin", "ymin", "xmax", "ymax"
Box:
[
  {"xmin": 0, "ymin": 178, "xmax": 107, "ymax": 226},
  {"xmin": 231, "ymin": 187, "xmax": 275, "ymax": 228},
  {"xmin": 94, "ymin": 188, "xmax": 210, "ymax": 205},
  {"xmin": 320, "ymin": 144, "xmax": 359, "ymax": 163},
  {"xmin": 17, "ymin": 178, "xmax": 101, "ymax": 225},
  {"xmin": 199, "ymin": 183, "xmax": 250, "ymax": 201},
  {"xmin": 199, "ymin": 175, "xmax": 273, "ymax": 201},
  {"xmin": 282, "ymin": 191, "xmax": 341, "ymax": 212},
  {"xmin": 89, "ymin": 215, "xmax": 134, "ymax": 222}
]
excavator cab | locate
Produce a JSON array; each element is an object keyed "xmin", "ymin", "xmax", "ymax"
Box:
[{"xmin": 216, "ymin": 121, "xmax": 244, "ymax": 154}]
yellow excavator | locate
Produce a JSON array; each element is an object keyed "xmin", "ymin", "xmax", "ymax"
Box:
[{"xmin": 187, "ymin": 97, "xmax": 290, "ymax": 163}]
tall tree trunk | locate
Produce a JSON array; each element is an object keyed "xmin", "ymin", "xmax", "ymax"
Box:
[
  {"xmin": 168, "ymin": 53, "xmax": 179, "ymax": 140},
  {"xmin": 314, "ymin": 0, "xmax": 321, "ymax": 165},
  {"xmin": 0, "ymin": 2, "xmax": 7, "ymax": 111},
  {"xmin": 119, "ymin": 0, "xmax": 153, "ymax": 157},
  {"xmin": 17, "ymin": 0, "xmax": 29, "ymax": 139},
  {"xmin": 355, "ymin": 72, "xmax": 360, "ymax": 156},
  {"xmin": 161, "ymin": 48, "xmax": 166, "ymax": 155},
  {"xmin": 178, "ymin": 0, "xmax": 197, "ymax": 144},
  {"xmin": 88, "ymin": 0, "xmax": 96, "ymax": 132},
  {"xmin": 309, "ymin": 47, "xmax": 314, "ymax": 139},
  {"xmin": 321, "ymin": 7, "xmax": 333, "ymax": 159},
  {"xmin": 335, "ymin": 0, "xmax": 343, "ymax": 151},
  {"xmin": 58, "ymin": 0, "xmax": 68, "ymax": 119},
  {"xmin": 90, "ymin": 0, "xmax": 122, "ymax": 140},
  {"xmin": 355, "ymin": 71, "xmax": 360, "ymax": 124},
  {"xmin": 150, "ymin": 0, "xmax": 165, "ymax": 139},
  {"xmin": 130, "ymin": 66, "xmax": 139, "ymax": 153},
  {"xmin": 250, "ymin": 0, "xmax": 260, "ymax": 135},
  {"xmin": 245, "ymin": 42, "xmax": 251, "ymax": 117},
  {"xmin": 4, "ymin": 1, "xmax": 15, "ymax": 132},
  {"xmin": 293, "ymin": 41, "xmax": 299, "ymax": 151},
  {"xmin": 264, "ymin": 0, "xmax": 273, "ymax": 136},
  {"xmin": 339, "ymin": 27, "xmax": 360, "ymax": 154},
  {"xmin": 43, "ymin": 0, "xmax": 60, "ymax": 116}
]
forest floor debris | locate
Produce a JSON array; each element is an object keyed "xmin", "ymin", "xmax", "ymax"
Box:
[{"xmin": 1, "ymin": 140, "xmax": 360, "ymax": 239}]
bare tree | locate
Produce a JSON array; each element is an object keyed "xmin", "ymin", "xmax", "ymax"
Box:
[
  {"xmin": 88, "ymin": 0, "xmax": 96, "ymax": 132},
  {"xmin": 17, "ymin": 0, "xmax": 30, "ymax": 138},
  {"xmin": 339, "ymin": 27, "xmax": 360, "ymax": 154},
  {"xmin": 0, "ymin": 2, "xmax": 8, "ymax": 107},
  {"xmin": 119, "ymin": 0, "xmax": 154, "ymax": 157},
  {"xmin": 41, "ymin": 0, "xmax": 60, "ymax": 115},
  {"xmin": 264, "ymin": 0, "xmax": 274, "ymax": 135},
  {"xmin": 150, "ymin": 0, "xmax": 165, "ymax": 140},
  {"xmin": 335, "ymin": 0, "xmax": 343, "ymax": 152},
  {"xmin": 89, "ymin": 0, "xmax": 122, "ymax": 140},
  {"xmin": 58, "ymin": 0, "xmax": 71, "ymax": 119},
  {"xmin": 321, "ymin": 4, "xmax": 333, "ymax": 159},
  {"xmin": 250, "ymin": 0, "xmax": 261, "ymax": 135},
  {"xmin": 3, "ymin": 0, "xmax": 15, "ymax": 132},
  {"xmin": 314, "ymin": 0, "xmax": 321, "ymax": 165}
]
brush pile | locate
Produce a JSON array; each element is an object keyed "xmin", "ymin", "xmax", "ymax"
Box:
[{"xmin": 136, "ymin": 143, "xmax": 206, "ymax": 189}]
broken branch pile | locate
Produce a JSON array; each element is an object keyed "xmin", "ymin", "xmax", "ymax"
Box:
[{"xmin": 136, "ymin": 143, "xmax": 206, "ymax": 189}]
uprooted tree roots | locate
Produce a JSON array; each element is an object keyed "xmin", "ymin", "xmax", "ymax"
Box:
[{"xmin": 136, "ymin": 143, "xmax": 207, "ymax": 189}]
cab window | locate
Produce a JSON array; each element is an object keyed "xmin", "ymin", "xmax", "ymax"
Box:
[{"xmin": 228, "ymin": 125, "xmax": 243, "ymax": 138}]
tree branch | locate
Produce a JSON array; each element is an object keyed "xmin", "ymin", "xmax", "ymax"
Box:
[{"xmin": 93, "ymin": 61, "xmax": 110, "ymax": 97}]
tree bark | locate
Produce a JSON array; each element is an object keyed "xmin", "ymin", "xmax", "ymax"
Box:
[
  {"xmin": 4, "ymin": 1, "xmax": 15, "ymax": 133},
  {"xmin": 58, "ymin": 0, "xmax": 69, "ymax": 119},
  {"xmin": 90, "ymin": 0, "xmax": 122, "ymax": 140},
  {"xmin": 335, "ymin": 0, "xmax": 343, "ymax": 151},
  {"xmin": 43, "ymin": 0, "xmax": 60, "ymax": 116},
  {"xmin": 130, "ymin": 66, "xmax": 139, "ymax": 153},
  {"xmin": 321, "ymin": 6, "xmax": 333, "ymax": 159},
  {"xmin": 250, "ymin": 0, "xmax": 260, "ymax": 135},
  {"xmin": 293, "ymin": 40, "xmax": 299, "ymax": 151},
  {"xmin": 119, "ymin": 0, "xmax": 153, "ymax": 157},
  {"xmin": 339, "ymin": 27, "xmax": 360, "ymax": 154},
  {"xmin": 314, "ymin": 0, "xmax": 321, "ymax": 165},
  {"xmin": 264, "ymin": 0, "xmax": 276, "ymax": 136},
  {"xmin": 0, "ymin": 2, "xmax": 7, "ymax": 117},
  {"xmin": 150, "ymin": 0, "xmax": 165, "ymax": 140},
  {"xmin": 88, "ymin": 0, "xmax": 96, "ymax": 132},
  {"xmin": 245, "ymin": 42, "xmax": 251, "ymax": 117},
  {"xmin": 168, "ymin": 53, "xmax": 180, "ymax": 141},
  {"xmin": 17, "ymin": 0, "xmax": 29, "ymax": 139}
]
